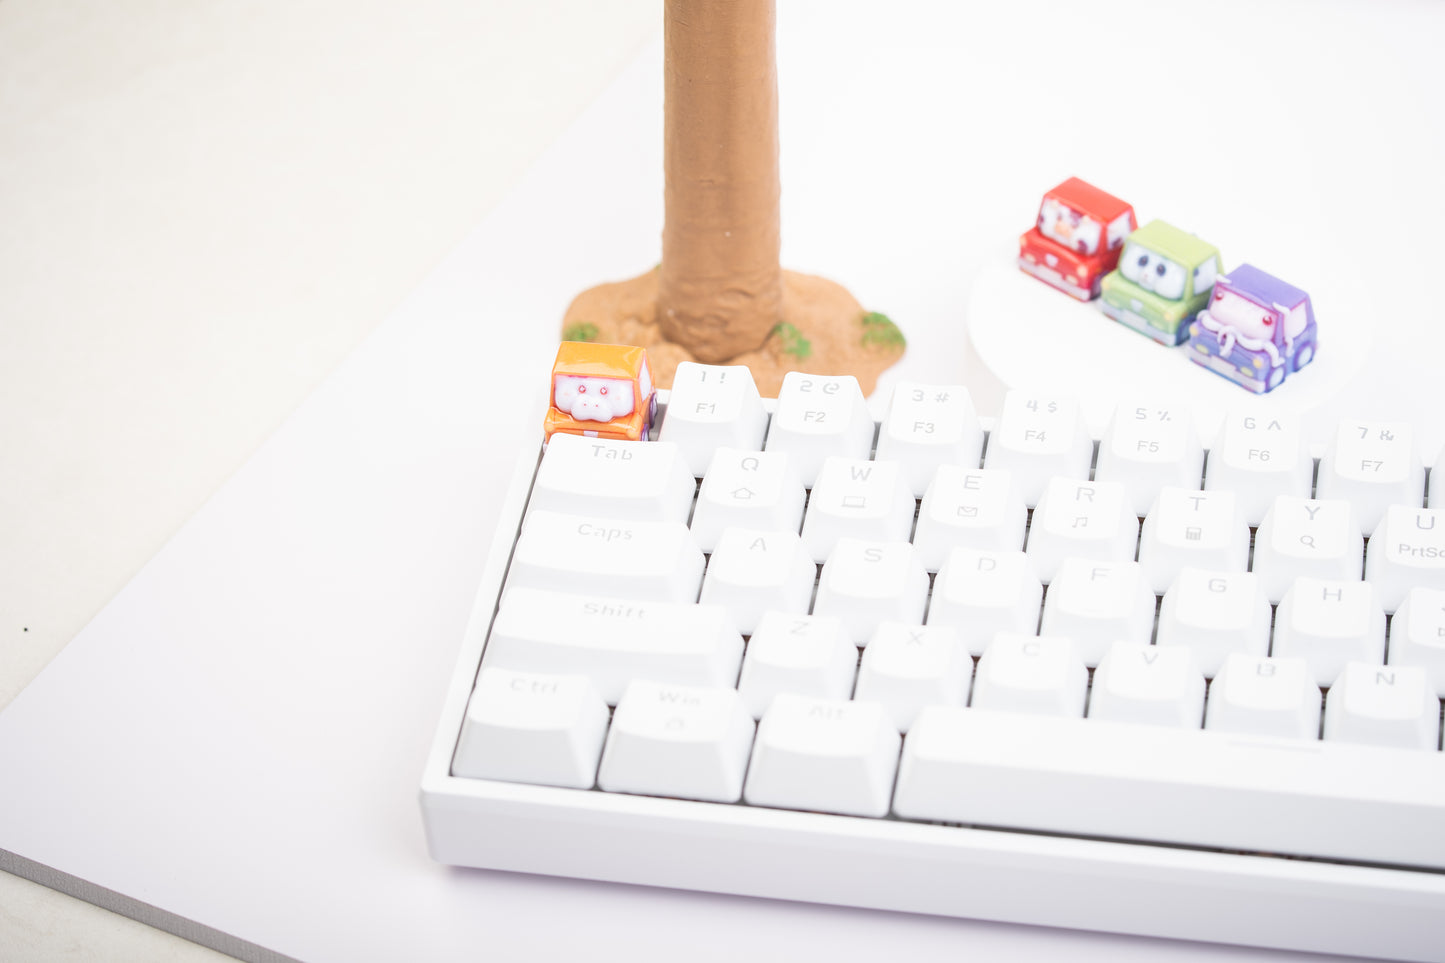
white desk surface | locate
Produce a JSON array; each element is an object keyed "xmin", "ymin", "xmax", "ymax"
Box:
[{"xmin": 3, "ymin": 1, "xmax": 1442, "ymax": 960}]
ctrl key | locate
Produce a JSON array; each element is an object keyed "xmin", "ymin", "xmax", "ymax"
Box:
[{"xmin": 452, "ymin": 667, "xmax": 609, "ymax": 789}]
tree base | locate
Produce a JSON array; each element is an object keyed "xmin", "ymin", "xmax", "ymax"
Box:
[{"xmin": 559, "ymin": 267, "xmax": 904, "ymax": 396}]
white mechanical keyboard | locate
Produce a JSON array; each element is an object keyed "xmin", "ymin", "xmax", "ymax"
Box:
[{"xmin": 420, "ymin": 363, "xmax": 1445, "ymax": 962}]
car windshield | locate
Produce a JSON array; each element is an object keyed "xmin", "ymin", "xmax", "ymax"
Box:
[
  {"xmin": 1118, "ymin": 243, "xmax": 1186, "ymax": 300},
  {"xmin": 553, "ymin": 374, "xmax": 635, "ymax": 422},
  {"xmin": 1038, "ymin": 197, "xmax": 1102, "ymax": 255},
  {"xmin": 1208, "ymin": 289, "xmax": 1277, "ymax": 341}
]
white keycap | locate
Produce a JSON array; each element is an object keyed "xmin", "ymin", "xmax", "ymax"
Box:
[
  {"xmin": 982, "ymin": 390, "xmax": 1093, "ymax": 508},
  {"xmin": 1364, "ymin": 506, "xmax": 1445, "ymax": 612},
  {"xmin": 453, "ymin": 667, "xmax": 609, "ymax": 788},
  {"xmin": 1317, "ymin": 420, "xmax": 1423, "ymax": 533},
  {"xmin": 532, "ymin": 434, "xmax": 696, "ymax": 524},
  {"xmin": 972, "ymin": 633, "xmax": 1088, "ymax": 717},
  {"xmin": 1094, "ymin": 402, "xmax": 1205, "ymax": 516},
  {"xmin": 690, "ymin": 447, "xmax": 806, "ymax": 552},
  {"xmin": 1252, "ymin": 497, "xmax": 1364, "ymax": 603},
  {"xmin": 1270, "ymin": 578, "xmax": 1386, "ymax": 686},
  {"xmin": 509, "ymin": 510, "xmax": 705, "ymax": 603},
  {"xmin": 1025, "ymin": 478, "xmax": 1137, "ymax": 583},
  {"xmin": 736, "ymin": 612, "xmax": 857, "ymax": 719},
  {"xmin": 1387, "ymin": 586, "xmax": 1445, "ymax": 696},
  {"xmin": 763, "ymin": 372, "xmax": 874, "ymax": 486},
  {"xmin": 1039, "ymin": 558, "xmax": 1155, "ymax": 665},
  {"xmin": 854, "ymin": 622, "xmax": 973, "ymax": 732},
  {"xmin": 926, "ymin": 548, "xmax": 1043, "ymax": 656},
  {"xmin": 1323, "ymin": 662, "xmax": 1440, "ymax": 751},
  {"xmin": 598, "ymin": 680, "xmax": 757, "ymax": 802},
  {"xmin": 698, "ymin": 527, "xmax": 815, "ymax": 635},
  {"xmin": 1089, "ymin": 642, "xmax": 1205, "ymax": 729},
  {"xmin": 813, "ymin": 538, "xmax": 928, "ymax": 644},
  {"xmin": 1204, "ymin": 408, "xmax": 1312, "ymax": 526},
  {"xmin": 1205, "ymin": 654, "xmax": 1322, "ymax": 740},
  {"xmin": 658, "ymin": 362, "xmax": 769, "ymax": 476},
  {"xmin": 913, "ymin": 466, "xmax": 1026, "ymax": 570},
  {"xmin": 895, "ymin": 706, "xmax": 1445, "ymax": 867},
  {"xmin": 801, "ymin": 456, "xmax": 915, "ymax": 562},
  {"xmin": 484, "ymin": 587, "xmax": 744, "ymax": 704},
  {"xmin": 743, "ymin": 693, "xmax": 901, "ymax": 818},
  {"xmin": 875, "ymin": 381, "xmax": 984, "ymax": 496},
  {"xmin": 1137, "ymin": 487, "xmax": 1249, "ymax": 595},
  {"xmin": 1156, "ymin": 568, "xmax": 1271, "ymax": 677}
]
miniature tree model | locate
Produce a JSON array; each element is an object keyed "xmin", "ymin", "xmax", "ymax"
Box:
[{"xmin": 560, "ymin": 0, "xmax": 903, "ymax": 395}]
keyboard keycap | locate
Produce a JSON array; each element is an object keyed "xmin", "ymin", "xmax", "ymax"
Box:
[
  {"xmin": 764, "ymin": 372, "xmax": 874, "ymax": 486},
  {"xmin": 453, "ymin": 667, "xmax": 609, "ymax": 788},
  {"xmin": 913, "ymin": 466, "xmax": 1026, "ymax": 569},
  {"xmin": 813, "ymin": 538, "xmax": 928, "ymax": 644},
  {"xmin": 1387, "ymin": 586, "xmax": 1445, "ymax": 696},
  {"xmin": 1203, "ymin": 408, "xmax": 1311, "ymax": 526},
  {"xmin": 1322, "ymin": 662, "xmax": 1440, "ymax": 751},
  {"xmin": 736, "ymin": 613, "xmax": 857, "ymax": 718},
  {"xmin": 1317, "ymin": 420, "xmax": 1423, "ymax": 533},
  {"xmin": 894, "ymin": 705, "xmax": 1445, "ymax": 867},
  {"xmin": 982, "ymin": 390, "xmax": 1092, "ymax": 508},
  {"xmin": 691, "ymin": 447, "xmax": 807, "ymax": 553},
  {"xmin": 854, "ymin": 622, "xmax": 972, "ymax": 732},
  {"xmin": 1089, "ymin": 641, "xmax": 1205, "ymax": 729},
  {"xmin": 598, "ymin": 680, "xmax": 756, "ymax": 802},
  {"xmin": 1155, "ymin": 568, "xmax": 1271, "ymax": 677},
  {"xmin": 801, "ymin": 456, "xmax": 915, "ymax": 562},
  {"xmin": 1137, "ymin": 486, "xmax": 1249, "ymax": 595},
  {"xmin": 1025, "ymin": 477, "xmax": 1137, "ymax": 583},
  {"xmin": 1094, "ymin": 401, "xmax": 1204, "ymax": 516},
  {"xmin": 1204, "ymin": 654, "xmax": 1321, "ymax": 740},
  {"xmin": 658, "ymin": 362, "xmax": 769, "ymax": 476},
  {"xmin": 484, "ymin": 587, "xmax": 744, "ymax": 703},
  {"xmin": 509, "ymin": 509, "xmax": 705, "ymax": 603},
  {"xmin": 874, "ymin": 382, "xmax": 984, "ymax": 496},
  {"xmin": 1271, "ymin": 577, "xmax": 1386, "ymax": 686},
  {"xmin": 971, "ymin": 633, "xmax": 1087, "ymax": 717},
  {"xmin": 698, "ymin": 527, "xmax": 815, "ymax": 635},
  {"xmin": 532, "ymin": 434, "xmax": 695, "ymax": 523},
  {"xmin": 1364, "ymin": 506, "xmax": 1445, "ymax": 613},
  {"xmin": 1252, "ymin": 496, "xmax": 1364, "ymax": 602},
  {"xmin": 1039, "ymin": 558, "xmax": 1155, "ymax": 665},
  {"xmin": 926, "ymin": 548, "xmax": 1042, "ymax": 655},
  {"xmin": 743, "ymin": 693, "xmax": 901, "ymax": 818}
]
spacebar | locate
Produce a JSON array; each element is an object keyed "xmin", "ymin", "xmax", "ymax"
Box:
[{"xmin": 893, "ymin": 707, "xmax": 1445, "ymax": 869}]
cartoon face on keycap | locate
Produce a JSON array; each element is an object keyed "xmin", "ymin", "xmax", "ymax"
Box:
[
  {"xmin": 554, "ymin": 375, "xmax": 635, "ymax": 422},
  {"xmin": 1207, "ymin": 288, "xmax": 1277, "ymax": 341},
  {"xmin": 1118, "ymin": 242, "xmax": 1187, "ymax": 300}
]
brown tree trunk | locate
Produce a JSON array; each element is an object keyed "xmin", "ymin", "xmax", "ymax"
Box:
[{"xmin": 655, "ymin": 0, "xmax": 783, "ymax": 364}]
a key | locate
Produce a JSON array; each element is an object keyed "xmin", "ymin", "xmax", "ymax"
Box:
[
  {"xmin": 1251, "ymin": 496, "xmax": 1364, "ymax": 602},
  {"xmin": 736, "ymin": 612, "xmax": 857, "ymax": 719},
  {"xmin": 598, "ymin": 680, "xmax": 757, "ymax": 802},
  {"xmin": 1155, "ymin": 568, "xmax": 1271, "ymax": 677},
  {"xmin": 982, "ymin": 390, "xmax": 1093, "ymax": 508},
  {"xmin": 1363, "ymin": 506, "xmax": 1445, "ymax": 613},
  {"xmin": 913, "ymin": 466, "xmax": 1027, "ymax": 570},
  {"xmin": 531, "ymin": 433, "xmax": 695, "ymax": 523},
  {"xmin": 813, "ymin": 537, "xmax": 929, "ymax": 644},
  {"xmin": 657, "ymin": 362, "xmax": 769, "ymax": 476},
  {"xmin": 1094, "ymin": 401, "xmax": 1204, "ymax": 516},
  {"xmin": 1137, "ymin": 487, "xmax": 1249, "ymax": 595},
  {"xmin": 1270, "ymin": 577, "xmax": 1386, "ymax": 686},
  {"xmin": 1204, "ymin": 654, "xmax": 1322, "ymax": 740},
  {"xmin": 1316, "ymin": 420, "xmax": 1423, "ymax": 533},
  {"xmin": 763, "ymin": 372, "xmax": 874, "ymax": 486},
  {"xmin": 1088, "ymin": 641, "xmax": 1206, "ymax": 729},
  {"xmin": 743, "ymin": 693, "xmax": 901, "ymax": 818},
  {"xmin": 1322, "ymin": 662, "xmax": 1439, "ymax": 751},
  {"xmin": 1025, "ymin": 477, "xmax": 1138, "ymax": 583},
  {"xmin": 874, "ymin": 381, "xmax": 984, "ymax": 496},
  {"xmin": 926, "ymin": 548, "xmax": 1043, "ymax": 656},
  {"xmin": 484, "ymin": 587, "xmax": 744, "ymax": 704},
  {"xmin": 1039, "ymin": 558, "xmax": 1156, "ymax": 665},
  {"xmin": 697, "ymin": 527, "xmax": 815, "ymax": 635},
  {"xmin": 1203, "ymin": 408, "xmax": 1311, "ymax": 526},
  {"xmin": 690, "ymin": 447, "xmax": 806, "ymax": 552},
  {"xmin": 801, "ymin": 456, "xmax": 915, "ymax": 562},
  {"xmin": 508, "ymin": 509, "xmax": 706, "ymax": 604},
  {"xmin": 972, "ymin": 633, "xmax": 1088, "ymax": 717},
  {"xmin": 854, "ymin": 622, "xmax": 973, "ymax": 732},
  {"xmin": 453, "ymin": 667, "xmax": 609, "ymax": 788},
  {"xmin": 1387, "ymin": 587, "xmax": 1445, "ymax": 697}
]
